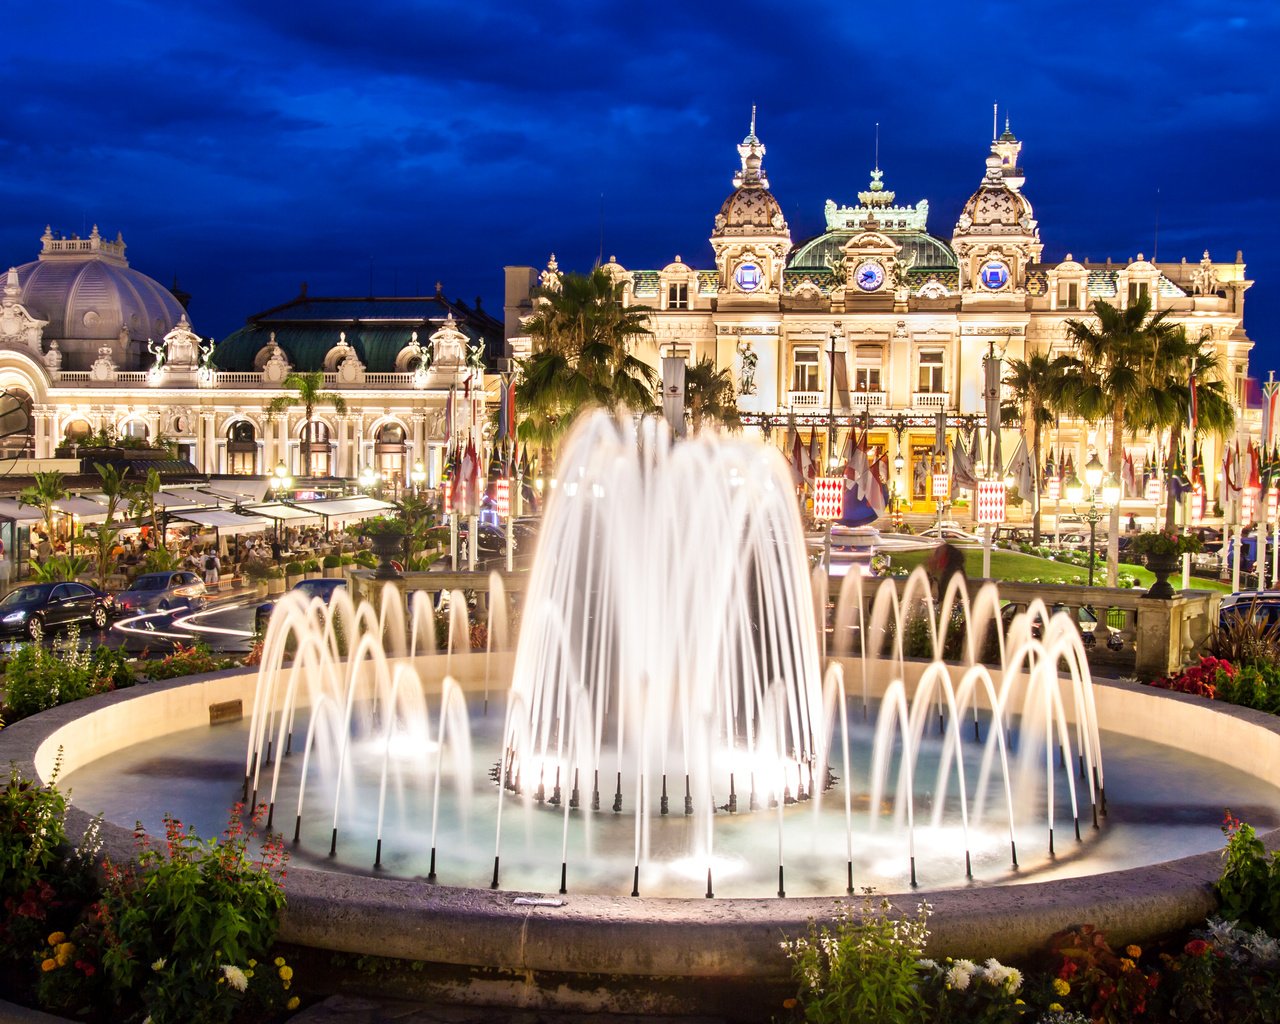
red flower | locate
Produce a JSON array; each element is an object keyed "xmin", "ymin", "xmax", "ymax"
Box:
[{"xmin": 1184, "ymin": 939, "xmax": 1210, "ymax": 957}]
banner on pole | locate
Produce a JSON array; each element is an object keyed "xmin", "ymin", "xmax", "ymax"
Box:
[
  {"xmin": 495, "ymin": 478, "xmax": 511, "ymax": 518},
  {"xmin": 975, "ymin": 481, "xmax": 1007, "ymax": 524},
  {"xmin": 1145, "ymin": 475, "xmax": 1162, "ymax": 503},
  {"xmin": 813, "ymin": 476, "xmax": 845, "ymax": 521},
  {"xmin": 931, "ymin": 472, "xmax": 950, "ymax": 500}
]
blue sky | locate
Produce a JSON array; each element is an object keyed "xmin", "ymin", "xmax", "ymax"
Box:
[{"xmin": 2, "ymin": 1, "xmax": 1277, "ymax": 371}]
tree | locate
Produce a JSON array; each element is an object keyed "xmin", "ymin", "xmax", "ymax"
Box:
[
  {"xmin": 684, "ymin": 358, "xmax": 741, "ymax": 435},
  {"xmin": 128, "ymin": 468, "xmax": 165, "ymax": 546},
  {"xmin": 19, "ymin": 471, "xmax": 67, "ymax": 547},
  {"xmin": 267, "ymin": 371, "xmax": 349, "ymax": 479},
  {"xmin": 1001, "ymin": 352, "xmax": 1073, "ymax": 544},
  {"xmin": 516, "ymin": 267, "xmax": 657, "ymax": 470},
  {"xmin": 1129, "ymin": 332, "xmax": 1235, "ymax": 530},
  {"xmin": 88, "ymin": 463, "xmax": 131, "ymax": 590},
  {"xmin": 1061, "ymin": 296, "xmax": 1188, "ymax": 584}
]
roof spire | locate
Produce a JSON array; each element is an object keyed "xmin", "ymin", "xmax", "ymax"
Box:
[
  {"xmin": 749, "ymin": 104, "xmax": 757, "ymax": 140},
  {"xmin": 992, "ymin": 102, "xmax": 998, "ymax": 141},
  {"xmin": 734, "ymin": 109, "xmax": 768, "ymax": 190},
  {"xmin": 874, "ymin": 121, "xmax": 880, "ymax": 172}
]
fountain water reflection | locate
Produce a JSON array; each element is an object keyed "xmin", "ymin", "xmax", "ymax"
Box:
[{"xmin": 243, "ymin": 410, "xmax": 1106, "ymax": 897}]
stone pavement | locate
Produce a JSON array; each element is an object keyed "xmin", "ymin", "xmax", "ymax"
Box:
[{"xmin": 292, "ymin": 995, "xmax": 727, "ymax": 1024}]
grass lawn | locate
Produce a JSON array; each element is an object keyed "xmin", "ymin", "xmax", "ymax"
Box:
[{"xmin": 889, "ymin": 547, "xmax": 1233, "ymax": 592}]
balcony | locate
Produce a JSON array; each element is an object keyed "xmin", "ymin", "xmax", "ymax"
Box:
[
  {"xmin": 912, "ymin": 391, "xmax": 948, "ymax": 410},
  {"xmin": 788, "ymin": 390, "xmax": 825, "ymax": 409},
  {"xmin": 849, "ymin": 391, "xmax": 887, "ymax": 409}
]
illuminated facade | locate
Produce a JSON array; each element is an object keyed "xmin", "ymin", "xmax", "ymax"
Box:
[{"xmin": 505, "ymin": 119, "xmax": 1257, "ymax": 517}]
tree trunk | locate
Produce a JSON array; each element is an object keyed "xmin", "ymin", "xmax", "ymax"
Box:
[
  {"xmin": 303, "ymin": 404, "xmax": 313, "ymax": 480},
  {"xmin": 1107, "ymin": 406, "xmax": 1123, "ymax": 585},
  {"xmin": 1163, "ymin": 429, "xmax": 1178, "ymax": 532},
  {"xmin": 1030, "ymin": 405, "xmax": 1042, "ymax": 545}
]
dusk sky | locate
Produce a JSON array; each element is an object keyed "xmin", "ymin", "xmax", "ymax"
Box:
[{"xmin": 3, "ymin": 2, "xmax": 1277, "ymax": 373}]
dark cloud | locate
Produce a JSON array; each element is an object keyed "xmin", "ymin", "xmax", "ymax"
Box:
[{"xmin": 0, "ymin": 0, "xmax": 1276, "ymax": 369}]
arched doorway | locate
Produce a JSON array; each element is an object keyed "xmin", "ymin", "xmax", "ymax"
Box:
[
  {"xmin": 0, "ymin": 388, "xmax": 34, "ymax": 457},
  {"xmin": 227, "ymin": 421, "xmax": 258, "ymax": 476},
  {"xmin": 299, "ymin": 420, "xmax": 332, "ymax": 478}
]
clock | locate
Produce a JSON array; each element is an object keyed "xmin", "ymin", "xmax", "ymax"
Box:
[
  {"xmin": 853, "ymin": 260, "xmax": 885, "ymax": 292},
  {"xmin": 979, "ymin": 259, "xmax": 1011, "ymax": 290},
  {"xmin": 734, "ymin": 261, "xmax": 763, "ymax": 292}
]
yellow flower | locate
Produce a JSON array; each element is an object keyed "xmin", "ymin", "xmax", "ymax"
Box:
[
  {"xmin": 283, "ymin": 979, "xmax": 292, "ymax": 990},
  {"xmin": 41, "ymin": 959, "xmax": 57, "ymax": 973},
  {"xmin": 1126, "ymin": 944, "xmax": 1142, "ymax": 959},
  {"xmin": 287, "ymin": 996, "xmax": 300, "ymax": 1011},
  {"xmin": 782, "ymin": 999, "xmax": 797, "ymax": 1010},
  {"xmin": 249, "ymin": 959, "xmax": 258, "ymax": 967},
  {"xmin": 1120, "ymin": 958, "xmax": 1135, "ymax": 972},
  {"xmin": 47, "ymin": 932, "xmax": 66, "ymax": 946},
  {"xmin": 1049, "ymin": 1004, "xmax": 1064, "ymax": 1013},
  {"xmin": 1052, "ymin": 978, "xmax": 1071, "ymax": 996},
  {"xmin": 56, "ymin": 942, "xmax": 75, "ymax": 959},
  {"xmin": 55, "ymin": 954, "xmax": 70, "ymax": 968},
  {"xmin": 274, "ymin": 957, "xmax": 286, "ymax": 967},
  {"xmin": 278, "ymin": 965, "xmax": 293, "ymax": 981}
]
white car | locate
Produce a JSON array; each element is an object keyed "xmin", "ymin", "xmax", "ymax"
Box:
[{"xmin": 919, "ymin": 524, "xmax": 982, "ymax": 544}]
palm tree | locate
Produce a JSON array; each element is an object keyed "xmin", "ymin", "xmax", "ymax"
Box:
[
  {"xmin": 1129, "ymin": 332, "xmax": 1235, "ymax": 530},
  {"xmin": 19, "ymin": 470, "xmax": 67, "ymax": 547},
  {"xmin": 128, "ymin": 467, "xmax": 164, "ymax": 543},
  {"xmin": 684, "ymin": 358, "xmax": 741, "ymax": 434},
  {"xmin": 516, "ymin": 267, "xmax": 657, "ymax": 470},
  {"xmin": 1001, "ymin": 352, "xmax": 1073, "ymax": 544},
  {"xmin": 267, "ymin": 371, "xmax": 349, "ymax": 479},
  {"xmin": 89, "ymin": 462, "xmax": 131, "ymax": 589},
  {"xmin": 1061, "ymin": 296, "xmax": 1186, "ymax": 584}
]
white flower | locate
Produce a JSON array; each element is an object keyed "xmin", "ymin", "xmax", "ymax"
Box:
[
  {"xmin": 917, "ymin": 958, "xmax": 937, "ymax": 970},
  {"xmin": 946, "ymin": 963, "xmax": 972, "ymax": 990},
  {"xmin": 151, "ymin": 958, "xmax": 166, "ymax": 971},
  {"xmin": 221, "ymin": 964, "xmax": 248, "ymax": 992},
  {"xmin": 1004, "ymin": 966, "xmax": 1023, "ymax": 993}
]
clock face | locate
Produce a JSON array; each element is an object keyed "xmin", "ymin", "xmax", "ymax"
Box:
[
  {"xmin": 854, "ymin": 260, "xmax": 885, "ymax": 292},
  {"xmin": 979, "ymin": 259, "xmax": 1011, "ymax": 290},
  {"xmin": 734, "ymin": 262, "xmax": 763, "ymax": 292}
]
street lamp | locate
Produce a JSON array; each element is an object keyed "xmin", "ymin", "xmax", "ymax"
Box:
[
  {"xmin": 358, "ymin": 466, "xmax": 378, "ymax": 492},
  {"xmin": 411, "ymin": 460, "xmax": 427, "ymax": 494},
  {"xmin": 271, "ymin": 462, "xmax": 293, "ymax": 542},
  {"xmin": 1068, "ymin": 455, "xmax": 1117, "ymax": 588},
  {"xmin": 827, "ymin": 324, "xmax": 841, "ymax": 471}
]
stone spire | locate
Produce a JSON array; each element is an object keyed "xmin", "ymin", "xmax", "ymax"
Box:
[
  {"xmin": 733, "ymin": 106, "xmax": 769, "ymax": 190},
  {"xmin": 992, "ymin": 114, "xmax": 1025, "ymax": 191}
]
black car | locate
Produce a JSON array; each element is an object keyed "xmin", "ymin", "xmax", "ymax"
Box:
[
  {"xmin": 999, "ymin": 600, "xmax": 1123, "ymax": 651},
  {"xmin": 256, "ymin": 577, "xmax": 347, "ymax": 634},
  {"xmin": 1219, "ymin": 591, "xmax": 1280, "ymax": 632},
  {"xmin": 454, "ymin": 520, "xmax": 538, "ymax": 569},
  {"xmin": 0, "ymin": 582, "xmax": 112, "ymax": 641}
]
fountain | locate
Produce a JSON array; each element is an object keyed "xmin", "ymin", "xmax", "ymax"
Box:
[
  {"xmin": 233, "ymin": 412, "xmax": 1109, "ymax": 898},
  {"xmin": 17, "ymin": 408, "xmax": 1278, "ymax": 1013}
]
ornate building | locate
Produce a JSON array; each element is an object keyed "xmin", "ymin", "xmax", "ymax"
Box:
[
  {"xmin": 0, "ymin": 227, "xmax": 500, "ymax": 490},
  {"xmin": 504, "ymin": 118, "xmax": 1256, "ymax": 517}
]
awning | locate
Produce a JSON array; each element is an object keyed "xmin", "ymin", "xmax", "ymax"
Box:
[
  {"xmin": 202, "ymin": 480, "xmax": 270, "ymax": 503},
  {"xmin": 163, "ymin": 487, "xmax": 226, "ymax": 506},
  {"xmin": 52, "ymin": 496, "xmax": 112, "ymax": 524},
  {"xmin": 244, "ymin": 501, "xmax": 323, "ymax": 522},
  {"xmin": 172, "ymin": 509, "xmax": 274, "ymax": 535},
  {"xmin": 304, "ymin": 496, "xmax": 397, "ymax": 522},
  {"xmin": 0, "ymin": 499, "xmax": 44, "ymax": 522}
]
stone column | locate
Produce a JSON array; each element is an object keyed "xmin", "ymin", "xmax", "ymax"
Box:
[{"xmin": 201, "ymin": 412, "xmax": 216, "ymax": 474}]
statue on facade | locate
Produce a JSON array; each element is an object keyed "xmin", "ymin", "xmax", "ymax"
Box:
[
  {"xmin": 1190, "ymin": 251, "xmax": 1220, "ymax": 296},
  {"xmin": 738, "ymin": 344, "xmax": 758, "ymax": 396}
]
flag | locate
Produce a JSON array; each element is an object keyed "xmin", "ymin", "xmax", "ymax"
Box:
[
  {"xmin": 1043, "ymin": 449, "xmax": 1056, "ymax": 488},
  {"xmin": 445, "ymin": 387, "xmax": 456, "ymax": 445},
  {"xmin": 807, "ymin": 428, "xmax": 820, "ymax": 485},
  {"xmin": 1122, "ymin": 449, "xmax": 1136, "ymax": 497},
  {"xmin": 1064, "ymin": 451, "xmax": 1075, "ymax": 480},
  {"xmin": 1221, "ymin": 441, "xmax": 1241, "ymax": 507},
  {"xmin": 951, "ymin": 433, "xmax": 978, "ymax": 490},
  {"xmin": 785, "ymin": 415, "xmax": 805, "ymax": 488},
  {"xmin": 839, "ymin": 427, "xmax": 886, "ymax": 525},
  {"xmin": 1188, "ymin": 370, "xmax": 1198, "ymax": 438},
  {"xmin": 1249, "ymin": 442, "xmax": 1262, "ymax": 495},
  {"xmin": 497, "ymin": 375, "xmax": 516, "ymax": 441},
  {"xmin": 1007, "ymin": 434, "xmax": 1033, "ymax": 499},
  {"xmin": 1264, "ymin": 376, "xmax": 1280, "ymax": 449},
  {"xmin": 1169, "ymin": 441, "xmax": 1191, "ymax": 501}
]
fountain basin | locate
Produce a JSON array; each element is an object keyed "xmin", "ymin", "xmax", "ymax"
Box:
[{"xmin": 4, "ymin": 656, "xmax": 1279, "ymax": 1017}]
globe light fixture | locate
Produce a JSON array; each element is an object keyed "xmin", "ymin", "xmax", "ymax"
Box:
[
  {"xmin": 411, "ymin": 460, "xmax": 427, "ymax": 493},
  {"xmin": 1084, "ymin": 452, "xmax": 1105, "ymax": 492},
  {"xmin": 359, "ymin": 466, "xmax": 378, "ymax": 491},
  {"xmin": 894, "ymin": 452, "xmax": 905, "ymax": 473},
  {"xmin": 1101, "ymin": 473, "xmax": 1122, "ymax": 509},
  {"xmin": 1064, "ymin": 471, "xmax": 1084, "ymax": 507}
]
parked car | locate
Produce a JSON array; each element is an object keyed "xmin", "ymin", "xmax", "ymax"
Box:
[
  {"xmin": 919, "ymin": 524, "xmax": 982, "ymax": 544},
  {"xmin": 999, "ymin": 600, "xmax": 1123, "ymax": 651},
  {"xmin": 454, "ymin": 520, "xmax": 539, "ymax": 569},
  {"xmin": 114, "ymin": 571, "xmax": 208, "ymax": 616},
  {"xmin": 1219, "ymin": 591, "xmax": 1280, "ymax": 631},
  {"xmin": 256, "ymin": 577, "xmax": 347, "ymax": 634},
  {"xmin": 0, "ymin": 581, "xmax": 112, "ymax": 641}
]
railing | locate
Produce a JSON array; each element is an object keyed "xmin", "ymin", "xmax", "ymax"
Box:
[
  {"xmin": 55, "ymin": 372, "xmax": 90, "ymax": 383},
  {"xmin": 849, "ymin": 391, "xmax": 887, "ymax": 409},
  {"xmin": 788, "ymin": 391, "xmax": 824, "ymax": 409},
  {"xmin": 214, "ymin": 372, "xmax": 261, "ymax": 385},
  {"xmin": 116, "ymin": 372, "xmax": 150, "ymax": 384},
  {"xmin": 364, "ymin": 373, "xmax": 416, "ymax": 386},
  {"xmin": 912, "ymin": 392, "xmax": 948, "ymax": 409}
]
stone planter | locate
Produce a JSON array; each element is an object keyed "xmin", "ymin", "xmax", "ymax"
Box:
[
  {"xmin": 1144, "ymin": 553, "xmax": 1180, "ymax": 599},
  {"xmin": 285, "ymin": 573, "xmax": 303, "ymax": 590},
  {"xmin": 255, "ymin": 582, "xmax": 269, "ymax": 599},
  {"xmin": 323, "ymin": 566, "xmax": 343, "ymax": 578},
  {"xmin": 266, "ymin": 576, "xmax": 286, "ymax": 596},
  {"xmin": 371, "ymin": 533, "xmax": 404, "ymax": 579},
  {"xmin": 304, "ymin": 570, "xmax": 321, "ymax": 581}
]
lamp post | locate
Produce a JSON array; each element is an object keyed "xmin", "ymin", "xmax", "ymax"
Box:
[
  {"xmin": 358, "ymin": 465, "xmax": 377, "ymax": 493},
  {"xmin": 411, "ymin": 460, "xmax": 427, "ymax": 495},
  {"xmin": 271, "ymin": 462, "xmax": 293, "ymax": 542},
  {"xmin": 1066, "ymin": 453, "xmax": 1118, "ymax": 588}
]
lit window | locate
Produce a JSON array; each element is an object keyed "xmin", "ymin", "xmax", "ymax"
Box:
[
  {"xmin": 667, "ymin": 283, "xmax": 689, "ymax": 310},
  {"xmin": 792, "ymin": 349, "xmax": 820, "ymax": 392},
  {"xmin": 1128, "ymin": 281, "xmax": 1149, "ymax": 304},
  {"xmin": 855, "ymin": 345, "xmax": 882, "ymax": 392},
  {"xmin": 917, "ymin": 351, "xmax": 944, "ymax": 393}
]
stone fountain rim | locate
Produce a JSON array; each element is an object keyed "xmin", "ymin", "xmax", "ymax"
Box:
[{"xmin": 3, "ymin": 661, "xmax": 1278, "ymax": 992}]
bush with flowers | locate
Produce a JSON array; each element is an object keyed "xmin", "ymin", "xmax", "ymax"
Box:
[
  {"xmin": 1127, "ymin": 529, "xmax": 1203, "ymax": 558},
  {"xmin": 1147, "ymin": 654, "xmax": 1235, "ymax": 700},
  {"xmin": 99, "ymin": 804, "xmax": 294, "ymax": 1024},
  {"xmin": 915, "ymin": 955, "xmax": 1026, "ymax": 1022},
  {"xmin": 1043, "ymin": 926, "xmax": 1157, "ymax": 1023}
]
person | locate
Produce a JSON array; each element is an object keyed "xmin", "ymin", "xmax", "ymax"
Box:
[
  {"xmin": 1127, "ymin": 513, "xmax": 1138, "ymax": 533},
  {"xmin": 927, "ymin": 541, "xmax": 967, "ymax": 597},
  {"xmin": 203, "ymin": 548, "xmax": 221, "ymax": 590}
]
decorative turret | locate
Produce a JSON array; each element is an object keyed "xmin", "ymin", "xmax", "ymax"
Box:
[
  {"xmin": 711, "ymin": 109, "xmax": 790, "ymax": 308},
  {"xmin": 992, "ymin": 116, "xmax": 1024, "ymax": 191}
]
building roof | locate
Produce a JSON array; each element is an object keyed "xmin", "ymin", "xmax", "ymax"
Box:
[{"xmin": 212, "ymin": 288, "xmax": 503, "ymax": 373}]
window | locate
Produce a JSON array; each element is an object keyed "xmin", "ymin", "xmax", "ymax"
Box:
[
  {"xmin": 1060, "ymin": 282, "xmax": 1079, "ymax": 308},
  {"xmin": 854, "ymin": 345, "xmax": 882, "ymax": 392},
  {"xmin": 917, "ymin": 351, "xmax": 945, "ymax": 392},
  {"xmin": 791, "ymin": 349, "xmax": 820, "ymax": 392},
  {"xmin": 227, "ymin": 421, "xmax": 257, "ymax": 476},
  {"xmin": 667, "ymin": 283, "xmax": 689, "ymax": 310},
  {"xmin": 376, "ymin": 423, "xmax": 407, "ymax": 482},
  {"xmin": 1128, "ymin": 281, "xmax": 1149, "ymax": 304}
]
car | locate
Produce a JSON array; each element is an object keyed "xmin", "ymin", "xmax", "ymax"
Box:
[
  {"xmin": 256, "ymin": 577, "xmax": 347, "ymax": 634},
  {"xmin": 999, "ymin": 600, "xmax": 1123, "ymax": 651},
  {"xmin": 0, "ymin": 581, "xmax": 112, "ymax": 641},
  {"xmin": 919, "ymin": 524, "xmax": 982, "ymax": 543},
  {"xmin": 114, "ymin": 571, "xmax": 208, "ymax": 616},
  {"xmin": 1219, "ymin": 591, "xmax": 1280, "ymax": 631},
  {"xmin": 454, "ymin": 520, "xmax": 538, "ymax": 569}
]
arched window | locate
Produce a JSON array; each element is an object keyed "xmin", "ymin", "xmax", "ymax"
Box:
[
  {"xmin": 227, "ymin": 421, "xmax": 257, "ymax": 476},
  {"xmin": 0, "ymin": 388, "xmax": 33, "ymax": 456},
  {"xmin": 121, "ymin": 420, "xmax": 149, "ymax": 440},
  {"xmin": 375, "ymin": 423, "xmax": 407, "ymax": 484},
  {"xmin": 298, "ymin": 420, "xmax": 332, "ymax": 477},
  {"xmin": 63, "ymin": 418, "xmax": 92, "ymax": 443}
]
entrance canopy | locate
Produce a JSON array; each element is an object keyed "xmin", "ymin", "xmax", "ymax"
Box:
[{"xmin": 172, "ymin": 509, "xmax": 274, "ymax": 535}]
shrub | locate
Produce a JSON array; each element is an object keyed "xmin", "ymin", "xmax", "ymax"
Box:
[
  {"xmin": 1211, "ymin": 607, "xmax": 1280, "ymax": 667},
  {"xmin": 1129, "ymin": 530, "xmax": 1203, "ymax": 557},
  {"xmin": 1, "ymin": 629, "xmax": 132, "ymax": 723},
  {"xmin": 784, "ymin": 898, "xmax": 929, "ymax": 1024},
  {"xmin": 322, "ymin": 554, "xmax": 341, "ymax": 569},
  {"xmin": 1217, "ymin": 811, "xmax": 1280, "ymax": 933},
  {"xmin": 339, "ymin": 553, "xmax": 355, "ymax": 565},
  {"xmin": 283, "ymin": 561, "xmax": 304, "ymax": 576},
  {"xmin": 1146, "ymin": 656, "xmax": 1234, "ymax": 700},
  {"xmin": 302, "ymin": 559, "xmax": 319, "ymax": 573},
  {"xmin": 915, "ymin": 955, "xmax": 1026, "ymax": 1023},
  {"xmin": 144, "ymin": 642, "xmax": 237, "ymax": 681},
  {"xmin": 1045, "ymin": 925, "xmax": 1159, "ymax": 1023},
  {"xmin": 241, "ymin": 560, "xmax": 275, "ymax": 583},
  {"xmin": 100, "ymin": 805, "xmax": 294, "ymax": 1024}
]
